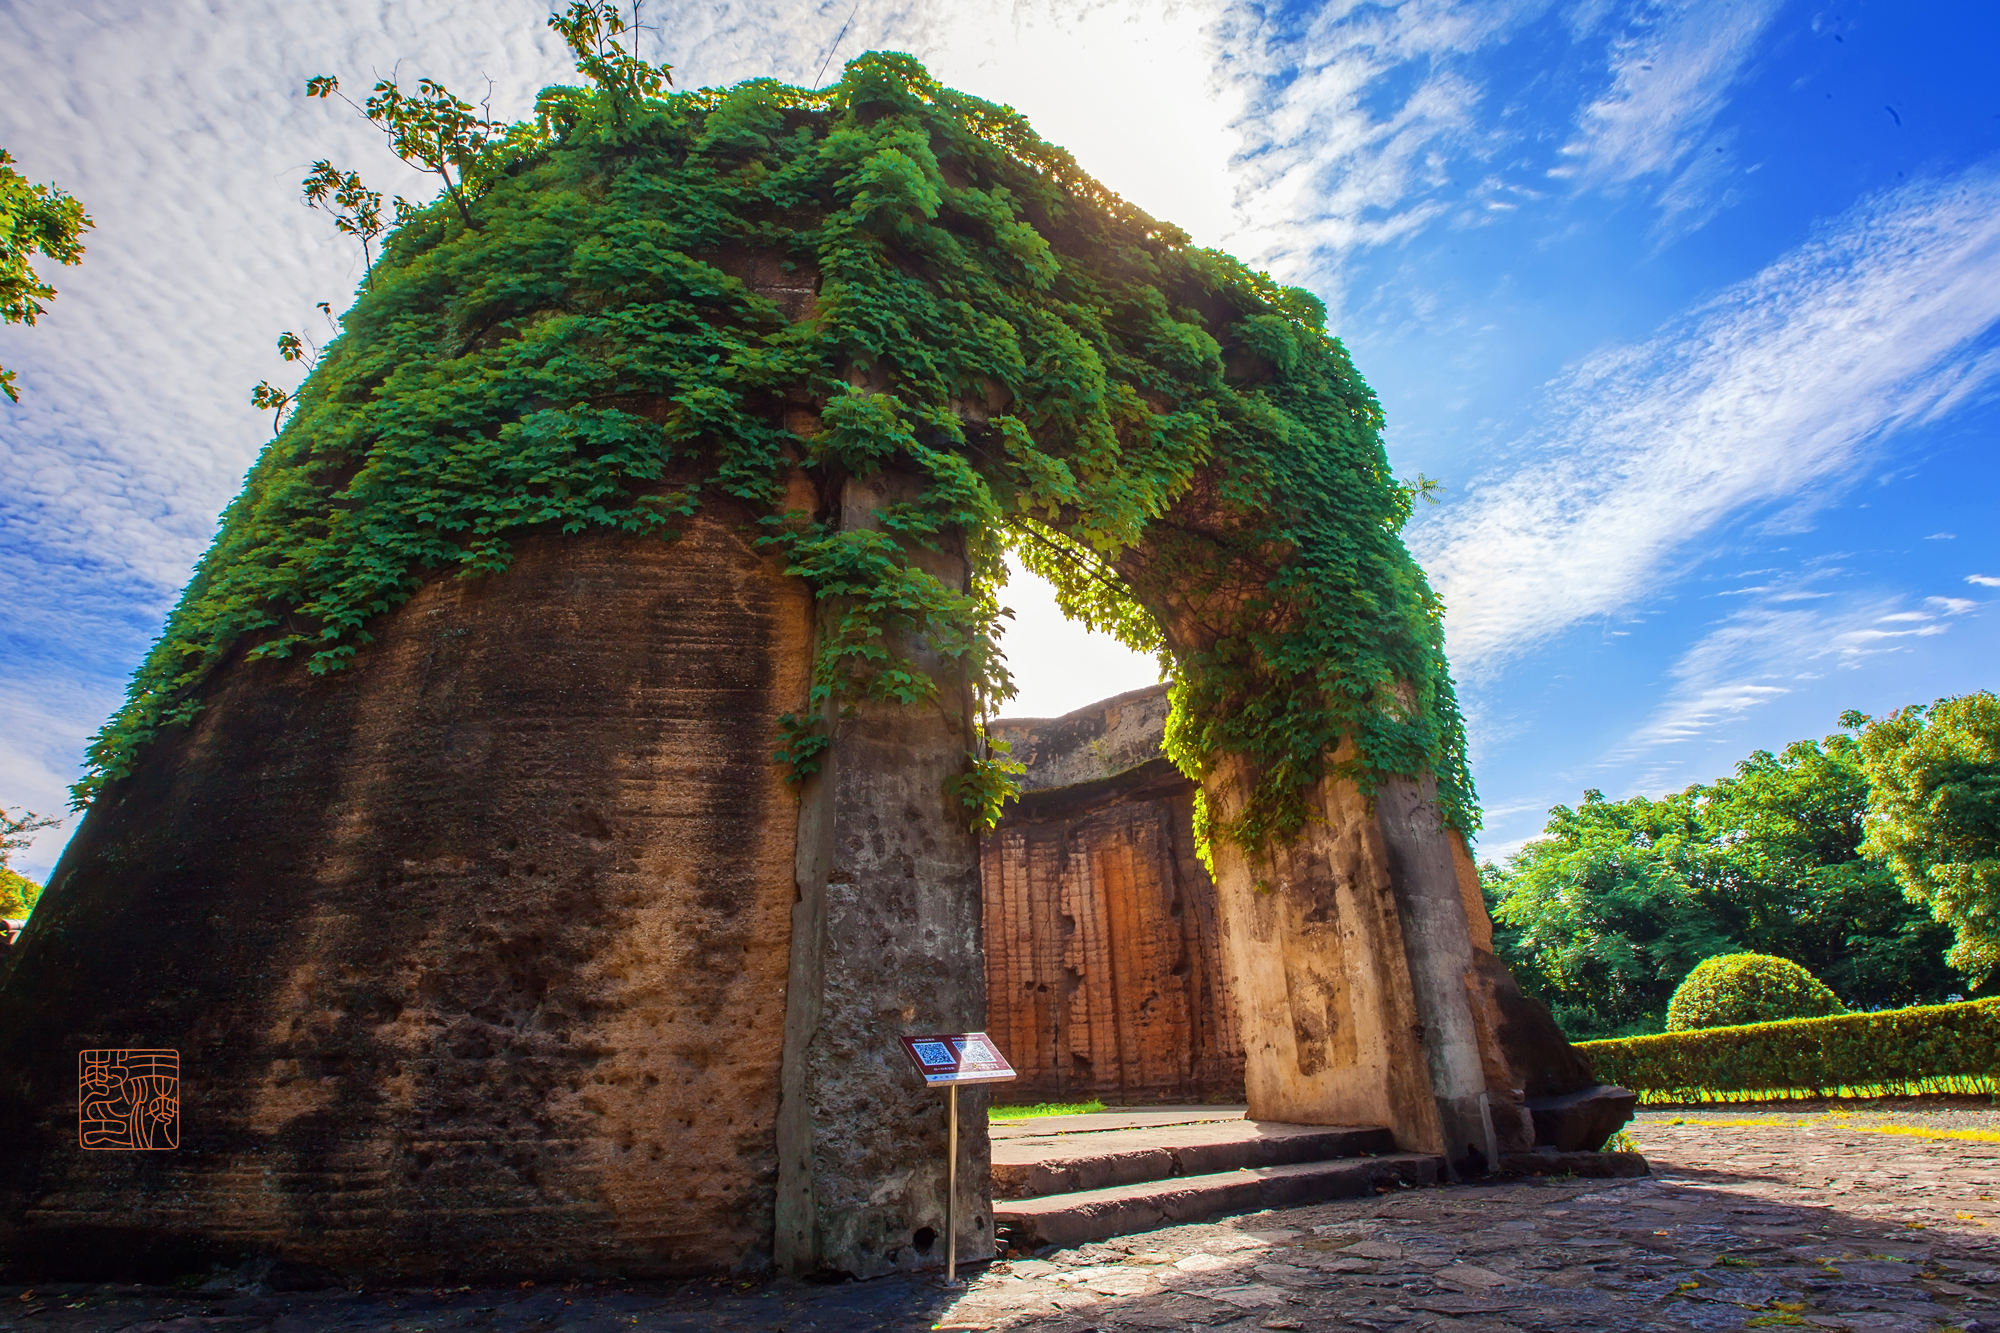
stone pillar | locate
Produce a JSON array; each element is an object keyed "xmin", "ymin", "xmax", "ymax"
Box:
[
  {"xmin": 1374, "ymin": 776, "xmax": 1502, "ymax": 1174},
  {"xmin": 774, "ymin": 471, "xmax": 988, "ymax": 1279},
  {"xmin": 1202, "ymin": 756, "xmax": 1444, "ymax": 1153}
]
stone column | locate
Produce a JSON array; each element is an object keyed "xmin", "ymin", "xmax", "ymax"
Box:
[
  {"xmin": 774, "ymin": 471, "xmax": 989, "ymax": 1279},
  {"xmin": 1202, "ymin": 756, "xmax": 1444, "ymax": 1153},
  {"xmin": 1374, "ymin": 776, "xmax": 1502, "ymax": 1174}
]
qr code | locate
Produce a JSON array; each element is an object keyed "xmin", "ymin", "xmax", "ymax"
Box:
[
  {"xmin": 79, "ymin": 1049, "xmax": 178, "ymax": 1150},
  {"xmin": 913, "ymin": 1041, "xmax": 953, "ymax": 1066}
]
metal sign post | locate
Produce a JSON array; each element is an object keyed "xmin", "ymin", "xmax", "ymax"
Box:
[{"xmin": 900, "ymin": 1032, "xmax": 1016, "ymax": 1283}]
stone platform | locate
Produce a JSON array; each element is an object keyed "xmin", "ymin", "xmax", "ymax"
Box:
[{"xmin": 990, "ymin": 1108, "xmax": 1440, "ymax": 1249}]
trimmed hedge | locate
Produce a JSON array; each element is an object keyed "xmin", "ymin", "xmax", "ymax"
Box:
[
  {"xmin": 1666, "ymin": 952, "xmax": 1844, "ymax": 1031},
  {"xmin": 1579, "ymin": 997, "xmax": 2000, "ymax": 1104}
]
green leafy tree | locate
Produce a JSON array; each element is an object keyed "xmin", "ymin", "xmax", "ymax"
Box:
[
  {"xmin": 1665, "ymin": 952, "xmax": 1846, "ymax": 1031},
  {"xmin": 1851, "ymin": 693, "xmax": 2000, "ymax": 982},
  {"xmin": 1486, "ymin": 727, "xmax": 1962, "ymax": 1039},
  {"xmin": 1484, "ymin": 791, "xmax": 1734, "ymax": 1038},
  {"xmin": 1693, "ymin": 734, "xmax": 1959, "ymax": 1007},
  {"xmin": 0, "ymin": 806, "xmax": 59, "ymax": 917},
  {"xmin": 0, "ymin": 149, "xmax": 92, "ymax": 403}
]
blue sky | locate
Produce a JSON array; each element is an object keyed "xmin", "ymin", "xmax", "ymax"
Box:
[{"xmin": 2, "ymin": 0, "xmax": 1996, "ymax": 877}]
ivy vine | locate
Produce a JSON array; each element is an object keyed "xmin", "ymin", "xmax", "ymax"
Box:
[{"xmin": 75, "ymin": 49, "xmax": 1475, "ymax": 847}]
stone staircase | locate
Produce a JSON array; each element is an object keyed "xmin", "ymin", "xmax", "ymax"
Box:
[{"xmin": 990, "ymin": 1108, "xmax": 1444, "ymax": 1250}]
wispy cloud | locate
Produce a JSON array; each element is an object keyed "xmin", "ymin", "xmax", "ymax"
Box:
[
  {"xmin": 1558, "ymin": 0, "xmax": 1780, "ymax": 185},
  {"xmin": 1608, "ymin": 606, "xmax": 1810, "ymax": 759},
  {"xmin": 1606, "ymin": 584, "xmax": 1984, "ymax": 778},
  {"xmin": 1411, "ymin": 165, "xmax": 2000, "ymax": 671},
  {"xmin": 1215, "ymin": 0, "xmax": 1548, "ymax": 297}
]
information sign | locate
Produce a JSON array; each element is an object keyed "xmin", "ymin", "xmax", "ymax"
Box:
[
  {"xmin": 899, "ymin": 1032, "xmax": 1016, "ymax": 1086},
  {"xmin": 898, "ymin": 1031, "xmax": 1016, "ymax": 1283}
]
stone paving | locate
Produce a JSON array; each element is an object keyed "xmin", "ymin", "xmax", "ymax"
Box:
[{"xmin": 8, "ymin": 1104, "xmax": 2000, "ymax": 1332}]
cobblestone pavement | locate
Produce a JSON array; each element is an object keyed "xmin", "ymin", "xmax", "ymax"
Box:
[{"xmin": 8, "ymin": 1105, "xmax": 2000, "ymax": 1332}]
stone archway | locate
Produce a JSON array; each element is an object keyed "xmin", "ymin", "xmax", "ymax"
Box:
[{"xmin": 0, "ymin": 53, "xmax": 1614, "ymax": 1287}]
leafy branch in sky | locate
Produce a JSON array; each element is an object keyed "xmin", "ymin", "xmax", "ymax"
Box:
[
  {"xmin": 0, "ymin": 806, "xmax": 58, "ymax": 873},
  {"xmin": 0, "ymin": 148, "xmax": 92, "ymax": 403},
  {"xmin": 250, "ymin": 303, "xmax": 335, "ymax": 434},
  {"xmin": 547, "ymin": 2, "xmax": 674, "ymax": 126},
  {"xmin": 306, "ymin": 73, "xmax": 506, "ymax": 230},
  {"xmin": 0, "ymin": 806, "xmax": 56, "ymax": 918},
  {"xmin": 302, "ymin": 161, "xmax": 384, "ymax": 287}
]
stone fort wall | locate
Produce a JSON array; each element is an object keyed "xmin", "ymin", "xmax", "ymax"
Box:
[{"xmin": 982, "ymin": 687, "xmax": 1246, "ymax": 1105}]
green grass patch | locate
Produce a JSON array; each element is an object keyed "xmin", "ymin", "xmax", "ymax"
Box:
[{"xmin": 989, "ymin": 1100, "xmax": 1106, "ymax": 1122}]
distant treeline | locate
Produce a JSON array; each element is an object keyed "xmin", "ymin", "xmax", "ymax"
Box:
[{"xmin": 1483, "ymin": 692, "xmax": 2000, "ymax": 1041}]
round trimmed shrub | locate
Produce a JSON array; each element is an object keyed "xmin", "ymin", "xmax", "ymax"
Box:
[{"xmin": 1666, "ymin": 953, "xmax": 1847, "ymax": 1031}]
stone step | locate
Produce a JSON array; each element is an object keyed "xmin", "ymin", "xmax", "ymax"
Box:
[
  {"xmin": 993, "ymin": 1153, "xmax": 1445, "ymax": 1250},
  {"xmin": 993, "ymin": 1121, "xmax": 1398, "ymax": 1199},
  {"xmin": 989, "ymin": 1106, "xmax": 1247, "ymax": 1141}
]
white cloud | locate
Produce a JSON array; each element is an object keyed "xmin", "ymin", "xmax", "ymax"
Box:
[
  {"xmin": 1970, "ymin": 574, "xmax": 2000, "ymax": 588},
  {"xmin": 1560, "ymin": 0, "xmax": 1780, "ymax": 185},
  {"xmin": 1928, "ymin": 596, "xmax": 1979, "ymax": 615},
  {"xmin": 1605, "ymin": 592, "xmax": 1960, "ymax": 773},
  {"xmin": 1213, "ymin": 0, "xmax": 1549, "ymax": 299},
  {"xmin": 1411, "ymin": 165, "xmax": 2000, "ymax": 672},
  {"xmin": 1607, "ymin": 606, "xmax": 1807, "ymax": 757}
]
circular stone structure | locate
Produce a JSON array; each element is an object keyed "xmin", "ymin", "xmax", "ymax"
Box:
[{"xmin": 0, "ymin": 53, "xmax": 1612, "ymax": 1283}]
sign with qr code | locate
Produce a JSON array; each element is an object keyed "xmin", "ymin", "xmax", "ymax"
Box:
[
  {"xmin": 79, "ymin": 1049, "xmax": 179, "ymax": 1150},
  {"xmin": 898, "ymin": 1032, "xmax": 1016, "ymax": 1085}
]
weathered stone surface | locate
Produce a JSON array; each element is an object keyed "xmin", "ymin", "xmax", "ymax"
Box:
[
  {"xmin": 0, "ymin": 511, "xmax": 815, "ymax": 1280},
  {"xmin": 1200, "ymin": 753, "xmax": 1612, "ymax": 1165},
  {"xmin": 1374, "ymin": 774, "xmax": 1502, "ymax": 1173},
  {"xmin": 1201, "ymin": 754, "xmax": 1442, "ymax": 1150},
  {"xmin": 775, "ymin": 470, "xmax": 989, "ymax": 1281},
  {"xmin": 991, "ymin": 1120, "xmax": 1395, "ymax": 1198},
  {"xmin": 982, "ymin": 688, "xmax": 1242, "ymax": 1105},
  {"xmin": 1528, "ymin": 1084, "xmax": 1640, "ymax": 1152},
  {"xmin": 6, "ymin": 1103, "xmax": 2000, "ymax": 1329},
  {"xmin": 11, "ymin": 1104, "xmax": 1998, "ymax": 1330},
  {"xmin": 991, "ymin": 686, "xmax": 1174, "ymax": 794},
  {"xmin": 1498, "ymin": 1148, "xmax": 1650, "ymax": 1177},
  {"xmin": 1449, "ymin": 827, "xmax": 1599, "ymax": 1113}
]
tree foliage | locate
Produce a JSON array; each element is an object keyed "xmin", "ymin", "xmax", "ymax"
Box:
[
  {"xmin": 0, "ymin": 148, "xmax": 92, "ymax": 403},
  {"xmin": 76, "ymin": 48, "xmax": 1472, "ymax": 849},
  {"xmin": 1665, "ymin": 952, "xmax": 1845, "ymax": 1032},
  {"xmin": 1851, "ymin": 693, "xmax": 2000, "ymax": 983},
  {"xmin": 0, "ymin": 806, "xmax": 58, "ymax": 918},
  {"xmin": 1486, "ymin": 728, "xmax": 1962, "ymax": 1039}
]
